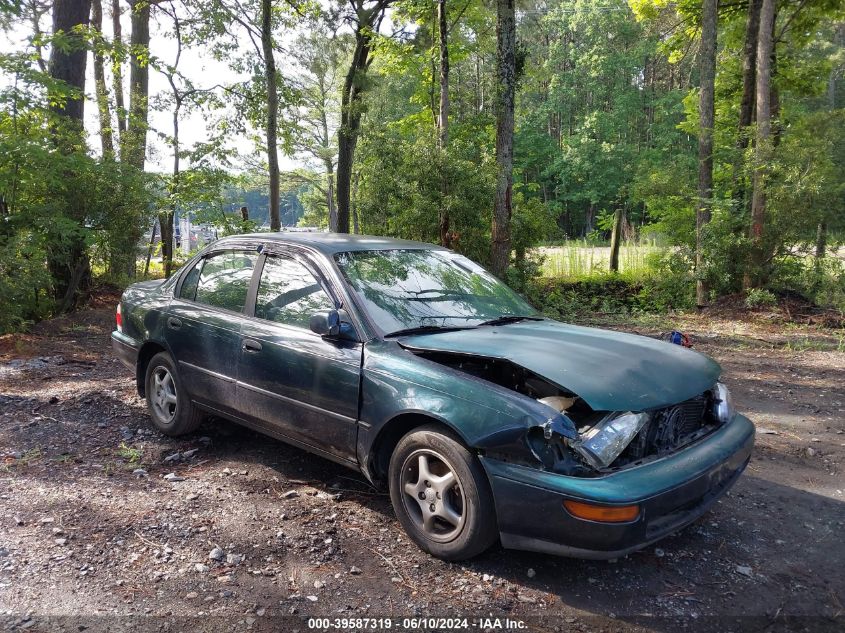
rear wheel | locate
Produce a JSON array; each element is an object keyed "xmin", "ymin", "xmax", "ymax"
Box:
[
  {"xmin": 388, "ymin": 424, "xmax": 498, "ymax": 560},
  {"xmin": 144, "ymin": 352, "xmax": 204, "ymax": 436}
]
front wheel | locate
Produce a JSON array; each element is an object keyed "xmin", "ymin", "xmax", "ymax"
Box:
[
  {"xmin": 388, "ymin": 424, "xmax": 498, "ymax": 560},
  {"xmin": 144, "ymin": 352, "xmax": 204, "ymax": 436}
]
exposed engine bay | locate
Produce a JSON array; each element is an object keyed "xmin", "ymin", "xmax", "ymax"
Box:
[
  {"xmin": 412, "ymin": 350, "xmax": 579, "ymax": 401},
  {"xmin": 412, "ymin": 350, "xmax": 726, "ymax": 475}
]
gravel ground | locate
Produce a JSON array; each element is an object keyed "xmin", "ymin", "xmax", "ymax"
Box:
[{"xmin": 0, "ymin": 300, "xmax": 843, "ymax": 632}]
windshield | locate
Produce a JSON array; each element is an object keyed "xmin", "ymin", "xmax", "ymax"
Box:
[{"xmin": 334, "ymin": 249, "xmax": 538, "ymax": 335}]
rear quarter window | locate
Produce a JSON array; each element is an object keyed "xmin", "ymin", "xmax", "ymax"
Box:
[{"xmin": 179, "ymin": 264, "xmax": 201, "ymax": 301}]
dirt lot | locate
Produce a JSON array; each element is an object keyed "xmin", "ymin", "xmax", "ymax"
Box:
[{"xmin": 0, "ymin": 297, "xmax": 843, "ymax": 632}]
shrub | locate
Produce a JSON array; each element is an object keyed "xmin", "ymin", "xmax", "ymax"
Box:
[
  {"xmin": 523, "ymin": 273, "xmax": 694, "ymax": 320},
  {"xmin": 0, "ymin": 230, "xmax": 53, "ymax": 332},
  {"xmin": 744, "ymin": 288, "xmax": 778, "ymax": 309}
]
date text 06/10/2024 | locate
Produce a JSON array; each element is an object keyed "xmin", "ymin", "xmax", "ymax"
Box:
[{"xmin": 306, "ymin": 617, "xmax": 527, "ymax": 630}]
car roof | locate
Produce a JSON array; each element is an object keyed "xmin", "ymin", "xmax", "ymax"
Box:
[{"xmin": 217, "ymin": 232, "xmax": 445, "ymax": 256}]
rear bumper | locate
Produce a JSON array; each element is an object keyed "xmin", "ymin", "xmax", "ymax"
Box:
[
  {"xmin": 481, "ymin": 413, "xmax": 755, "ymax": 559},
  {"xmin": 111, "ymin": 331, "xmax": 139, "ymax": 370}
]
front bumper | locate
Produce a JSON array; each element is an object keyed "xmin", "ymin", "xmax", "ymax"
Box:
[
  {"xmin": 481, "ymin": 413, "xmax": 755, "ymax": 559},
  {"xmin": 111, "ymin": 330, "xmax": 139, "ymax": 370}
]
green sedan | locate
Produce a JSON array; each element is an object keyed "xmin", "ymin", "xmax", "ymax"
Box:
[{"xmin": 111, "ymin": 233, "xmax": 754, "ymax": 560}]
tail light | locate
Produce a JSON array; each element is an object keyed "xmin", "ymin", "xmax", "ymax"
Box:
[{"xmin": 116, "ymin": 303, "xmax": 123, "ymax": 332}]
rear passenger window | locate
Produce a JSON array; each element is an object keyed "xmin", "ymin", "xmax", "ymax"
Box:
[
  {"xmin": 192, "ymin": 250, "xmax": 257, "ymax": 312},
  {"xmin": 255, "ymin": 256, "xmax": 335, "ymax": 328}
]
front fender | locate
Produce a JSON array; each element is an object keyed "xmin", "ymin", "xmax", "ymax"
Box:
[{"xmin": 357, "ymin": 341, "xmax": 557, "ymax": 476}]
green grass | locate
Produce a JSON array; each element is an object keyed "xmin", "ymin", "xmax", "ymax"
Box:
[
  {"xmin": 90, "ymin": 252, "xmax": 191, "ymax": 284},
  {"xmin": 116, "ymin": 442, "xmax": 143, "ymax": 465},
  {"xmin": 535, "ymin": 239, "xmax": 664, "ymax": 279},
  {"xmin": 783, "ymin": 334, "xmax": 845, "ymax": 353}
]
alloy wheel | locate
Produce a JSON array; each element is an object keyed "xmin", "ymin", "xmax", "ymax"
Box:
[
  {"xmin": 400, "ymin": 449, "xmax": 466, "ymax": 543},
  {"xmin": 151, "ymin": 366, "xmax": 177, "ymax": 424}
]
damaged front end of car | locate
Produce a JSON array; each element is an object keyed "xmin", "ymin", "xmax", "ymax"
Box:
[
  {"xmin": 528, "ymin": 382, "xmax": 737, "ymax": 476},
  {"xmin": 408, "ymin": 348, "xmax": 735, "ymax": 477},
  {"xmin": 536, "ymin": 385, "xmax": 737, "ymax": 476}
]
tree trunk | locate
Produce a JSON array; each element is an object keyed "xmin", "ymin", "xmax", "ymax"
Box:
[
  {"xmin": 730, "ymin": 0, "xmax": 761, "ymax": 276},
  {"xmin": 746, "ymin": 0, "xmax": 775, "ymax": 290},
  {"xmin": 125, "ymin": 0, "xmax": 150, "ymax": 169},
  {"xmin": 437, "ymin": 0, "xmax": 449, "ymax": 150},
  {"xmin": 47, "ymin": 0, "xmax": 92, "ymax": 312},
  {"xmin": 159, "ymin": 211, "xmax": 174, "ymax": 276},
  {"xmin": 475, "ymin": 53, "xmax": 482, "ymax": 114},
  {"xmin": 119, "ymin": 0, "xmax": 151, "ymax": 279},
  {"xmin": 769, "ymin": 32, "xmax": 781, "ymax": 147},
  {"xmin": 48, "ymin": 0, "xmax": 91, "ymax": 128},
  {"xmin": 815, "ymin": 221, "xmax": 827, "ymax": 261},
  {"xmin": 325, "ymin": 158, "xmax": 337, "ymax": 231},
  {"xmin": 815, "ymin": 25, "xmax": 842, "ymax": 265},
  {"xmin": 320, "ymin": 96, "xmax": 337, "ymax": 231},
  {"xmin": 261, "ymin": 0, "xmax": 280, "ymax": 231},
  {"xmin": 162, "ymin": 102, "xmax": 180, "ymax": 278},
  {"xmin": 696, "ymin": 0, "xmax": 717, "ymax": 308},
  {"xmin": 609, "ymin": 208, "xmax": 623, "ymax": 273},
  {"xmin": 585, "ymin": 202, "xmax": 595, "ymax": 235},
  {"xmin": 737, "ymin": 0, "xmax": 762, "ymax": 150},
  {"xmin": 438, "ymin": 0, "xmax": 451, "ymax": 248},
  {"xmin": 111, "ymin": 0, "xmax": 126, "ymax": 146},
  {"xmin": 52, "ymin": 243, "xmax": 91, "ymax": 313},
  {"xmin": 337, "ymin": 3, "xmax": 386, "ymax": 233},
  {"xmin": 337, "ymin": 34, "xmax": 371, "ymax": 234},
  {"xmin": 429, "ymin": 21, "xmax": 438, "ymax": 125},
  {"xmin": 336, "ymin": 126, "xmax": 355, "ymax": 233},
  {"xmin": 352, "ymin": 171, "xmax": 360, "ymax": 234},
  {"xmin": 491, "ymin": 0, "xmax": 515, "ymax": 279},
  {"xmin": 91, "ymin": 0, "xmax": 114, "ymax": 158},
  {"xmin": 143, "ymin": 221, "xmax": 157, "ymax": 276}
]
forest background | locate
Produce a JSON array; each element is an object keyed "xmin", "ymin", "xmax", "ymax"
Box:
[{"xmin": 0, "ymin": 0, "xmax": 843, "ymax": 332}]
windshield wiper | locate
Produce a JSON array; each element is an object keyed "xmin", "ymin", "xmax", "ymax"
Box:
[
  {"xmin": 384, "ymin": 325, "xmax": 474, "ymax": 338},
  {"xmin": 477, "ymin": 315, "xmax": 544, "ymax": 327}
]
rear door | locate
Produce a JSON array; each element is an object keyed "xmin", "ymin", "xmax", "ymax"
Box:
[
  {"xmin": 237, "ymin": 250, "xmax": 362, "ymax": 461},
  {"xmin": 165, "ymin": 249, "xmax": 258, "ymax": 413}
]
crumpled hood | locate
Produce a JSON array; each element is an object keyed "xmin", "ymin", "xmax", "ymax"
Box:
[{"xmin": 399, "ymin": 320, "xmax": 720, "ymax": 412}]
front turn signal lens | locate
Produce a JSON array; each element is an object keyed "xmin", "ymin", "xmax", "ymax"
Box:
[{"xmin": 563, "ymin": 499, "xmax": 640, "ymax": 523}]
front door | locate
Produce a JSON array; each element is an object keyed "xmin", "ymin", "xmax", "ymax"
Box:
[
  {"xmin": 237, "ymin": 252, "xmax": 362, "ymax": 461},
  {"xmin": 165, "ymin": 249, "xmax": 258, "ymax": 413}
]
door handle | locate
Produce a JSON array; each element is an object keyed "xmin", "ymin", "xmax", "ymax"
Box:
[
  {"xmin": 167, "ymin": 317, "xmax": 182, "ymax": 329},
  {"xmin": 242, "ymin": 339, "xmax": 262, "ymax": 353}
]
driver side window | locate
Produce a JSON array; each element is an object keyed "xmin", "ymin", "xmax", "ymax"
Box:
[{"xmin": 254, "ymin": 256, "xmax": 335, "ymax": 329}]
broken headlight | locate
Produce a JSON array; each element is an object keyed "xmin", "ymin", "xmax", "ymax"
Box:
[
  {"xmin": 712, "ymin": 382, "xmax": 734, "ymax": 424},
  {"xmin": 569, "ymin": 412, "xmax": 650, "ymax": 470}
]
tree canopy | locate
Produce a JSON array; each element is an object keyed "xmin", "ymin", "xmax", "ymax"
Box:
[{"xmin": 0, "ymin": 0, "xmax": 843, "ymax": 331}]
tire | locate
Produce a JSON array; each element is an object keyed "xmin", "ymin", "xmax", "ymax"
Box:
[
  {"xmin": 388, "ymin": 424, "xmax": 498, "ymax": 561},
  {"xmin": 144, "ymin": 351, "xmax": 204, "ymax": 436}
]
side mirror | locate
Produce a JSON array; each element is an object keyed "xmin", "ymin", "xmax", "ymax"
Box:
[{"xmin": 309, "ymin": 309, "xmax": 340, "ymax": 337}]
